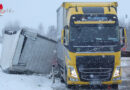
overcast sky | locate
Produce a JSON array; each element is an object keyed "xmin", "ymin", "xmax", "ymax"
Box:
[{"xmin": 0, "ymin": 0, "xmax": 130, "ymax": 33}]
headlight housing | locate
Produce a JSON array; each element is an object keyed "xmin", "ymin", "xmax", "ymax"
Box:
[
  {"xmin": 68, "ymin": 66, "xmax": 78, "ymax": 78},
  {"xmin": 113, "ymin": 66, "xmax": 120, "ymax": 77}
]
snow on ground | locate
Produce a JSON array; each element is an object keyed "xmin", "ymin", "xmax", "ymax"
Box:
[
  {"xmin": 121, "ymin": 57, "xmax": 130, "ymax": 67},
  {"xmin": 0, "ymin": 69, "xmax": 65, "ymax": 90}
]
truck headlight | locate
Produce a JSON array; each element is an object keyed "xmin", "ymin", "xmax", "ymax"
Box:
[
  {"xmin": 68, "ymin": 66, "xmax": 78, "ymax": 78},
  {"xmin": 113, "ymin": 67, "xmax": 120, "ymax": 77}
]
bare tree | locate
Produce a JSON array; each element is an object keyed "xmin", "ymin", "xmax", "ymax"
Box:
[
  {"xmin": 47, "ymin": 25, "xmax": 57, "ymax": 40},
  {"xmin": 2, "ymin": 21, "xmax": 21, "ymax": 36},
  {"xmin": 38, "ymin": 23, "xmax": 45, "ymax": 35},
  {"xmin": 119, "ymin": 17, "xmax": 125, "ymax": 27},
  {"xmin": 0, "ymin": 21, "xmax": 21, "ymax": 43}
]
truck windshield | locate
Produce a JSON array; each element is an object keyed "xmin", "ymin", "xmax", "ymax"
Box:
[{"xmin": 69, "ymin": 26, "xmax": 120, "ymax": 46}]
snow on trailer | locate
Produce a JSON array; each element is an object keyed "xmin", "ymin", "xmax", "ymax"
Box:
[{"xmin": 0, "ymin": 28, "xmax": 57, "ymax": 74}]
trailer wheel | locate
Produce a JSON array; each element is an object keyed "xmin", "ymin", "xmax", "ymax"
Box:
[{"xmin": 112, "ymin": 84, "xmax": 118, "ymax": 90}]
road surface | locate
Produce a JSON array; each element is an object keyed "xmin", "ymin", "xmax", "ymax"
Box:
[{"xmin": 119, "ymin": 57, "xmax": 130, "ymax": 90}]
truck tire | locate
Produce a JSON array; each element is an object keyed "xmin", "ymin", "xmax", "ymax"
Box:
[
  {"xmin": 58, "ymin": 65, "xmax": 65, "ymax": 83},
  {"xmin": 60, "ymin": 76, "xmax": 65, "ymax": 83},
  {"xmin": 66, "ymin": 85, "xmax": 74, "ymax": 89},
  {"xmin": 112, "ymin": 84, "xmax": 118, "ymax": 90},
  {"xmin": 59, "ymin": 69, "xmax": 65, "ymax": 83}
]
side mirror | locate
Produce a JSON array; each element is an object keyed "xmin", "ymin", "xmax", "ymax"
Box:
[
  {"xmin": 61, "ymin": 25, "xmax": 69, "ymax": 45},
  {"xmin": 64, "ymin": 25, "xmax": 69, "ymax": 30},
  {"xmin": 61, "ymin": 29, "xmax": 65, "ymax": 44},
  {"xmin": 120, "ymin": 27, "xmax": 127, "ymax": 49}
]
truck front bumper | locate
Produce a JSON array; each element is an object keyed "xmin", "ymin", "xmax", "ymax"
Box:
[{"xmin": 67, "ymin": 79, "xmax": 122, "ymax": 85}]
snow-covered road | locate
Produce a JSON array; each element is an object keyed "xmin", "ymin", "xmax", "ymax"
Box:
[{"xmin": 0, "ymin": 69, "xmax": 66, "ymax": 90}]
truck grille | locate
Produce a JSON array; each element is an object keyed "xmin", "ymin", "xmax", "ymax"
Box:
[{"xmin": 76, "ymin": 56, "xmax": 114, "ymax": 82}]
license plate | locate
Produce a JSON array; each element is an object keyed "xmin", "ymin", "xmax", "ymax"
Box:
[{"xmin": 90, "ymin": 81, "xmax": 101, "ymax": 85}]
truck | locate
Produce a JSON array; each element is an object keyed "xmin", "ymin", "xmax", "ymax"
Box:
[{"xmin": 57, "ymin": 2, "xmax": 127, "ymax": 89}]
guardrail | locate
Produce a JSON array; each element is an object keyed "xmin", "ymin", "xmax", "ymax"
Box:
[{"xmin": 121, "ymin": 51, "xmax": 130, "ymax": 57}]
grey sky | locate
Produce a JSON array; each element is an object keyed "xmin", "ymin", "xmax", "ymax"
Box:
[{"xmin": 0, "ymin": 0, "xmax": 129, "ymax": 33}]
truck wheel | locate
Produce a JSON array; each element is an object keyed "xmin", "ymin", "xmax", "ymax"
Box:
[
  {"xmin": 58, "ymin": 66, "xmax": 65, "ymax": 83},
  {"xmin": 66, "ymin": 85, "xmax": 74, "ymax": 89},
  {"xmin": 65, "ymin": 66, "xmax": 67, "ymax": 83},
  {"xmin": 59, "ymin": 70, "xmax": 65, "ymax": 83},
  {"xmin": 60, "ymin": 77, "xmax": 65, "ymax": 83},
  {"xmin": 112, "ymin": 84, "xmax": 118, "ymax": 90}
]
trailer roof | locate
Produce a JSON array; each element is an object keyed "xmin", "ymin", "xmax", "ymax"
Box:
[{"xmin": 62, "ymin": 2, "xmax": 118, "ymax": 9}]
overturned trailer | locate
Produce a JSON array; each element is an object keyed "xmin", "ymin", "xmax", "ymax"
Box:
[{"xmin": 0, "ymin": 28, "xmax": 57, "ymax": 74}]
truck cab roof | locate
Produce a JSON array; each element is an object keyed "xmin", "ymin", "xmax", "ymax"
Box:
[
  {"xmin": 67, "ymin": 7, "xmax": 117, "ymax": 25},
  {"xmin": 62, "ymin": 2, "xmax": 118, "ymax": 9}
]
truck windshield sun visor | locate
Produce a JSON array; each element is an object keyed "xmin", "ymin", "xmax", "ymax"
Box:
[
  {"xmin": 82, "ymin": 7, "xmax": 104, "ymax": 14},
  {"xmin": 70, "ymin": 14, "xmax": 118, "ymax": 26}
]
